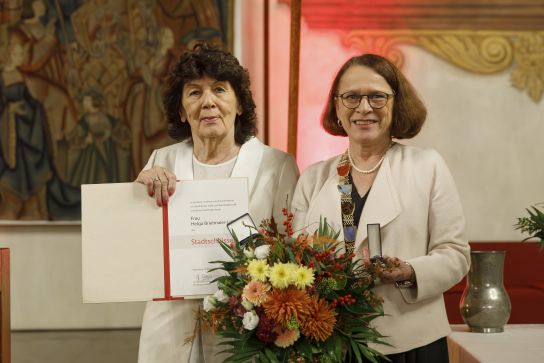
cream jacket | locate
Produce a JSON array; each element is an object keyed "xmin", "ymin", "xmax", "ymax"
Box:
[
  {"xmin": 292, "ymin": 142, "xmax": 469, "ymax": 355},
  {"xmin": 138, "ymin": 137, "xmax": 299, "ymax": 363}
]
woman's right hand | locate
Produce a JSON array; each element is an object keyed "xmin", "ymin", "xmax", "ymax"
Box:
[{"xmin": 135, "ymin": 165, "xmax": 177, "ymax": 207}]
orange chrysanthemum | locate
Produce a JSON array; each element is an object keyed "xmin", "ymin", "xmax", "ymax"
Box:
[
  {"xmin": 262, "ymin": 287, "xmax": 311, "ymax": 325},
  {"xmin": 301, "ymin": 296, "xmax": 337, "ymax": 342},
  {"xmin": 274, "ymin": 327, "xmax": 300, "ymax": 348},
  {"xmin": 242, "ymin": 280, "xmax": 270, "ymax": 306}
]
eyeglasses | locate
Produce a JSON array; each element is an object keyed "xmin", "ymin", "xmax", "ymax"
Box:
[{"xmin": 336, "ymin": 91, "xmax": 394, "ymax": 109}]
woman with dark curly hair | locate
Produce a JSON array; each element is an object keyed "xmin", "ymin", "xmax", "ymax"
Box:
[
  {"xmin": 136, "ymin": 44, "xmax": 299, "ymax": 363},
  {"xmin": 292, "ymin": 54, "xmax": 469, "ymax": 362}
]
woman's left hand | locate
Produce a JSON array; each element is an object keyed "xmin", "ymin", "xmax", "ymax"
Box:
[{"xmin": 379, "ymin": 256, "xmax": 414, "ymax": 284}]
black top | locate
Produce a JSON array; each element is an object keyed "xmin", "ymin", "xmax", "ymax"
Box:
[{"xmin": 349, "ymin": 173, "xmax": 370, "ymax": 227}]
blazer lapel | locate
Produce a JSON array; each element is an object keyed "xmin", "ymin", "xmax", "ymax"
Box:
[
  {"xmin": 231, "ymin": 137, "xmax": 263, "ymax": 195},
  {"xmin": 174, "ymin": 140, "xmax": 194, "ymax": 180},
  {"xmin": 307, "ymin": 165, "xmax": 344, "ymax": 240},
  {"xmin": 354, "ymin": 151, "xmax": 402, "ymax": 250}
]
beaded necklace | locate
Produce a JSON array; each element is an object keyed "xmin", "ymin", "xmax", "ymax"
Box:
[{"xmin": 348, "ymin": 148, "xmax": 386, "ymax": 174}]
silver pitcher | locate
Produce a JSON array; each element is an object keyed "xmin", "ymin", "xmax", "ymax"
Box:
[{"xmin": 459, "ymin": 251, "xmax": 511, "ymax": 333}]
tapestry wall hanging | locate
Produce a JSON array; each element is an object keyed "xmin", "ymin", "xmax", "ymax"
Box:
[{"xmin": 0, "ymin": 0, "xmax": 233, "ymax": 220}]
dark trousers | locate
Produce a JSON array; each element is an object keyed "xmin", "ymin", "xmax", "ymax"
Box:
[{"xmin": 348, "ymin": 337, "xmax": 449, "ymax": 363}]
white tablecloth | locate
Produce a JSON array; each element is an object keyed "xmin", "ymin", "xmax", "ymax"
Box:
[{"xmin": 448, "ymin": 324, "xmax": 544, "ymax": 363}]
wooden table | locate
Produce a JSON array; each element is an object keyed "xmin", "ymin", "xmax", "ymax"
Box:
[{"xmin": 448, "ymin": 324, "xmax": 544, "ymax": 363}]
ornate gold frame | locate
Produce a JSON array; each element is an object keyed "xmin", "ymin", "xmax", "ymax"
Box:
[{"xmin": 343, "ymin": 30, "xmax": 544, "ymax": 103}]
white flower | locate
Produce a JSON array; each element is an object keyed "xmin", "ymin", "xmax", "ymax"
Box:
[
  {"xmin": 243, "ymin": 248, "xmax": 255, "ymax": 259},
  {"xmin": 241, "ymin": 299, "xmax": 254, "ymax": 311},
  {"xmin": 213, "ymin": 289, "xmax": 229, "ymax": 303},
  {"xmin": 254, "ymin": 245, "xmax": 271, "ymax": 259},
  {"xmin": 203, "ymin": 296, "xmax": 217, "ymax": 312},
  {"xmin": 242, "ymin": 310, "xmax": 260, "ymax": 330}
]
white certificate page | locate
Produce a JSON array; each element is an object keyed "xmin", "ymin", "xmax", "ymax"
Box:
[{"xmin": 168, "ymin": 178, "xmax": 248, "ymax": 297}]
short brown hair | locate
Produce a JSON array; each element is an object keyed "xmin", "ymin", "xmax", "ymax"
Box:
[
  {"xmin": 322, "ymin": 54, "xmax": 426, "ymax": 139},
  {"xmin": 163, "ymin": 44, "xmax": 257, "ymax": 144}
]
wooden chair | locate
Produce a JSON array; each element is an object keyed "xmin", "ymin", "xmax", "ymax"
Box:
[{"xmin": 0, "ymin": 249, "xmax": 10, "ymax": 363}]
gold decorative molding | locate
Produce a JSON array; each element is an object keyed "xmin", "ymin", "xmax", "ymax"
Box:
[
  {"xmin": 343, "ymin": 30, "xmax": 544, "ymax": 103},
  {"xmin": 511, "ymin": 33, "xmax": 544, "ymax": 102}
]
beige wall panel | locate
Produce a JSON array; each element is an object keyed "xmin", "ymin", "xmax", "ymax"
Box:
[
  {"xmin": 0, "ymin": 225, "xmax": 145, "ymax": 329},
  {"xmin": 400, "ymin": 45, "xmax": 543, "ymax": 241}
]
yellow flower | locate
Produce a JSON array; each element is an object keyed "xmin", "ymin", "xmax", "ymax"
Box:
[
  {"xmin": 286, "ymin": 262, "xmax": 300, "ymax": 284},
  {"xmin": 293, "ymin": 265, "xmax": 315, "ymax": 289},
  {"xmin": 247, "ymin": 259, "xmax": 269, "ymax": 282},
  {"xmin": 269, "ymin": 263, "xmax": 291, "ymax": 289},
  {"xmin": 284, "ymin": 262, "xmax": 298, "ymax": 275}
]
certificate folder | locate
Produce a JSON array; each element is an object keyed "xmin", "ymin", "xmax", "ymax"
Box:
[
  {"xmin": 82, "ymin": 183, "xmax": 165, "ymax": 303},
  {"xmin": 82, "ymin": 179, "xmax": 248, "ymax": 303}
]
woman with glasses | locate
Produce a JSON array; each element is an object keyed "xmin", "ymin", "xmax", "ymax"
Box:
[{"xmin": 292, "ymin": 54, "xmax": 469, "ymax": 362}]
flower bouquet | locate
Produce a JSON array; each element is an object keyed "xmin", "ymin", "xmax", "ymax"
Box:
[{"xmin": 201, "ymin": 211, "xmax": 395, "ymax": 362}]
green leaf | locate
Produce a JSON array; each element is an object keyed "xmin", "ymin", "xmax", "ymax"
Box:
[
  {"xmin": 350, "ymin": 339, "xmax": 362, "ymax": 363},
  {"xmin": 333, "ymin": 334, "xmax": 343, "ymax": 361},
  {"xmin": 295, "ymin": 337, "xmax": 313, "ymax": 359},
  {"xmin": 343, "ymin": 303, "xmax": 364, "ymax": 315},
  {"xmin": 222, "ymin": 343, "xmax": 263, "ymax": 363},
  {"xmin": 219, "ymin": 331, "xmax": 246, "ymax": 339},
  {"xmin": 332, "ymin": 272, "xmax": 347, "ymax": 290},
  {"xmin": 218, "ymin": 241, "xmax": 235, "ymax": 259},
  {"xmin": 286, "ymin": 248, "xmax": 297, "ymax": 263},
  {"xmin": 263, "ymin": 348, "xmax": 280, "ymax": 363},
  {"xmin": 323, "ymin": 334, "xmax": 343, "ymax": 362},
  {"xmin": 359, "ymin": 344, "xmax": 389, "ymax": 363}
]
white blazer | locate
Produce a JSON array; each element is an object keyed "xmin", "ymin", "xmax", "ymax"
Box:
[
  {"xmin": 292, "ymin": 142, "xmax": 470, "ymax": 355},
  {"xmin": 138, "ymin": 137, "xmax": 299, "ymax": 363}
]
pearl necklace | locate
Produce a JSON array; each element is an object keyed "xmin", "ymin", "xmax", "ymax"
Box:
[{"xmin": 347, "ymin": 147, "xmax": 387, "ymax": 174}]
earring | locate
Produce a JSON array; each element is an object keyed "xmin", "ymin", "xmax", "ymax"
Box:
[
  {"xmin": 179, "ymin": 107, "xmax": 186, "ymax": 122},
  {"xmin": 337, "ymin": 119, "xmax": 343, "ymax": 128}
]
